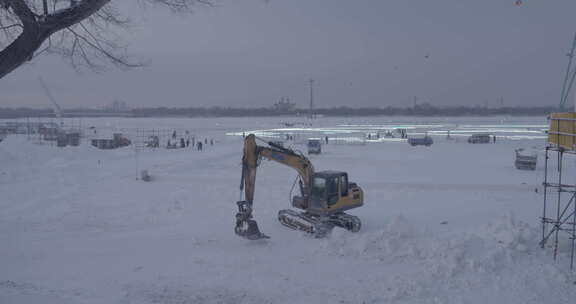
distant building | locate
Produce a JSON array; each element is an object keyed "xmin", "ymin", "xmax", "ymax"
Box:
[
  {"xmin": 273, "ymin": 97, "xmax": 296, "ymax": 113},
  {"xmin": 104, "ymin": 100, "xmax": 129, "ymax": 113}
]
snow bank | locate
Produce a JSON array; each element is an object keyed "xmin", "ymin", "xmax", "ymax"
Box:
[
  {"xmin": 319, "ymin": 214, "xmax": 574, "ymax": 304},
  {"xmin": 122, "ymin": 282, "xmax": 272, "ymax": 304}
]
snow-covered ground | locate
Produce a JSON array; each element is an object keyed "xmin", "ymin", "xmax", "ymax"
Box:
[{"xmin": 1, "ymin": 116, "xmax": 574, "ymax": 304}]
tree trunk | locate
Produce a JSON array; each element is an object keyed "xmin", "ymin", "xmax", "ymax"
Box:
[
  {"xmin": 0, "ymin": 0, "xmax": 111, "ymax": 80},
  {"xmin": 0, "ymin": 26, "xmax": 45, "ymax": 79}
]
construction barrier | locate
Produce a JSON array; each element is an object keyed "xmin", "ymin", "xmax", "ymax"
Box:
[{"xmin": 548, "ymin": 112, "xmax": 576, "ymax": 150}]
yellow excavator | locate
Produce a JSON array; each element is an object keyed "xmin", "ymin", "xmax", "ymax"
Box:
[{"xmin": 235, "ymin": 134, "xmax": 364, "ymax": 240}]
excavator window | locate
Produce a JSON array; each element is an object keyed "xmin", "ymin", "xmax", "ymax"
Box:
[
  {"xmin": 340, "ymin": 174, "xmax": 348, "ymax": 197},
  {"xmin": 312, "ymin": 177, "xmax": 326, "ymax": 197},
  {"xmin": 326, "ymin": 176, "xmax": 339, "ymax": 206}
]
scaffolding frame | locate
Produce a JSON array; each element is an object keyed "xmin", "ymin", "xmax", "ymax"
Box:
[{"xmin": 541, "ymin": 144, "xmax": 576, "ymax": 270}]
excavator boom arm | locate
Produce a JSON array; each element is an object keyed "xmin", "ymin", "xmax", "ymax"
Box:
[{"xmin": 235, "ymin": 134, "xmax": 314, "ymax": 240}]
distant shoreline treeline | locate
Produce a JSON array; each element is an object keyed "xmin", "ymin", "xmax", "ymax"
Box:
[{"xmin": 0, "ymin": 105, "xmax": 562, "ymax": 119}]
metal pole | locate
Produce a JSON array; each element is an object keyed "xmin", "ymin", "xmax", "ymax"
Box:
[
  {"xmin": 557, "ymin": 119, "xmax": 561, "ymax": 172},
  {"xmin": 562, "ymin": 67, "xmax": 576, "ymax": 110},
  {"xmin": 309, "ymin": 79, "xmax": 314, "ymax": 119},
  {"xmin": 570, "ymin": 194, "xmax": 576, "ymax": 270},
  {"xmin": 554, "ymin": 151, "xmax": 563, "ymax": 260},
  {"xmin": 134, "ymin": 129, "xmax": 140, "ymax": 180},
  {"xmin": 542, "ymin": 147, "xmax": 549, "ymax": 248},
  {"xmin": 560, "ymin": 32, "xmax": 576, "ymax": 109}
]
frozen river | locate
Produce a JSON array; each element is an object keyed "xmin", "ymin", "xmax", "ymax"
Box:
[{"xmin": 2, "ymin": 115, "xmax": 549, "ymax": 141}]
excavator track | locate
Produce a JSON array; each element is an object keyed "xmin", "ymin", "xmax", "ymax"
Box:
[
  {"xmin": 278, "ymin": 209, "xmax": 332, "ymax": 237},
  {"xmin": 277, "ymin": 209, "xmax": 361, "ymax": 237},
  {"xmin": 329, "ymin": 212, "xmax": 362, "ymax": 232}
]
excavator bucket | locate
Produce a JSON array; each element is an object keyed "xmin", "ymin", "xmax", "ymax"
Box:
[
  {"xmin": 235, "ymin": 201, "xmax": 269, "ymax": 240},
  {"xmin": 236, "ymin": 219, "xmax": 269, "ymax": 240}
]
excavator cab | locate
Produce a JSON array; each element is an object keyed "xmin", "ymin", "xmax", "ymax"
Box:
[{"xmin": 305, "ymin": 171, "xmax": 363, "ymax": 215}]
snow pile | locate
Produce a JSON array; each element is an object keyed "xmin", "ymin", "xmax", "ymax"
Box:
[
  {"xmin": 122, "ymin": 282, "xmax": 272, "ymax": 304},
  {"xmin": 319, "ymin": 214, "xmax": 574, "ymax": 304},
  {"xmin": 473, "ymin": 213, "xmax": 534, "ymax": 252},
  {"xmin": 319, "ymin": 215, "xmax": 420, "ymax": 261},
  {"xmin": 320, "ymin": 214, "xmax": 535, "ymax": 265},
  {"xmin": 0, "ymin": 280, "xmax": 80, "ymax": 304}
]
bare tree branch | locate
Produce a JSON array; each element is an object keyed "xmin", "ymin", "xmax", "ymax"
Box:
[
  {"xmin": 0, "ymin": 23, "xmax": 22, "ymax": 30},
  {"xmin": 0, "ymin": 0, "xmax": 212, "ymax": 80}
]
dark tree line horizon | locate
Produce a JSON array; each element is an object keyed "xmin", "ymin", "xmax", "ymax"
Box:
[{"xmin": 0, "ymin": 104, "xmax": 562, "ymax": 119}]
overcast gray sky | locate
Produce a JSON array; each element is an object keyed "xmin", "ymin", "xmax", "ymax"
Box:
[{"xmin": 1, "ymin": 0, "xmax": 576, "ymax": 109}]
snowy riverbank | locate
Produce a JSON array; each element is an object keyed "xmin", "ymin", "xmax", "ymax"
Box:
[{"xmin": 1, "ymin": 116, "xmax": 574, "ymax": 304}]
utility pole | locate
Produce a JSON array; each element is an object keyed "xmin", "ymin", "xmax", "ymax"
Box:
[{"xmin": 309, "ymin": 79, "xmax": 314, "ymax": 119}]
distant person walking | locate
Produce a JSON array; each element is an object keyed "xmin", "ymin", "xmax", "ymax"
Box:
[
  {"xmin": 197, "ymin": 141, "xmax": 203, "ymax": 151},
  {"xmin": 493, "ymin": 135, "xmax": 496, "ymax": 143},
  {"xmin": 180, "ymin": 138, "xmax": 185, "ymax": 148},
  {"xmin": 210, "ymin": 139, "xmax": 214, "ymax": 146},
  {"xmin": 325, "ymin": 136, "xmax": 329, "ymax": 144}
]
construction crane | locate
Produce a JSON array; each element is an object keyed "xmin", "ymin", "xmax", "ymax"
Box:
[
  {"xmin": 559, "ymin": 33, "xmax": 576, "ymax": 110},
  {"xmin": 38, "ymin": 77, "xmax": 63, "ymax": 127},
  {"xmin": 235, "ymin": 134, "xmax": 364, "ymax": 240}
]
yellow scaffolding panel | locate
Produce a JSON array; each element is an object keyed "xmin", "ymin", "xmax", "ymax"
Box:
[{"xmin": 548, "ymin": 112, "xmax": 576, "ymax": 150}]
